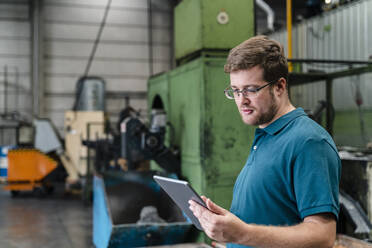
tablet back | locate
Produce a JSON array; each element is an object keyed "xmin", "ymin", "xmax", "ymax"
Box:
[{"xmin": 153, "ymin": 175, "xmax": 206, "ymax": 230}]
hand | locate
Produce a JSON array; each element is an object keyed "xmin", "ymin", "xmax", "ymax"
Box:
[{"xmin": 188, "ymin": 196, "xmax": 246, "ymax": 243}]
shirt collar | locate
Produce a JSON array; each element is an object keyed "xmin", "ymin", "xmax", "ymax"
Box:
[{"xmin": 261, "ymin": 108, "xmax": 307, "ymax": 135}]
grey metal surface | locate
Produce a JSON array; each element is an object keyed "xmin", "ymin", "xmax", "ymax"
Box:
[
  {"xmin": 33, "ymin": 119, "xmax": 62, "ymax": 153},
  {"xmin": 269, "ymin": 0, "xmax": 372, "ymax": 111},
  {"xmin": 339, "ymin": 191, "xmax": 372, "ymax": 234},
  {"xmin": 0, "ymin": 186, "xmax": 92, "ymax": 248},
  {"xmin": 74, "ymin": 77, "xmax": 105, "ymax": 111}
]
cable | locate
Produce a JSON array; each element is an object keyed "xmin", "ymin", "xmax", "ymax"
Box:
[{"xmin": 83, "ymin": 0, "xmax": 112, "ymax": 76}]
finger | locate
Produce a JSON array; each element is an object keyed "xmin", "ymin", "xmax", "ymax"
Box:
[
  {"xmin": 206, "ymin": 198, "xmax": 227, "ymax": 215},
  {"xmin": 189, "ymin": 200, "xmax": 205, "ymax": 218}
]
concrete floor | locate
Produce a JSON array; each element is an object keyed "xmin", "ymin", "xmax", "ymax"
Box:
[
  {"xmin": 0, "ymin": 184, "xmax": 213, "ymax": 248},
  {"xmin": 0, "ymin": 185, "xmax": 93, "ymax": 248}
]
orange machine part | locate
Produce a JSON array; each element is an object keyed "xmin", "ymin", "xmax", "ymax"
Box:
[{"xmin": 6, "ymin": 149, "xmax": 57, "ymax": 183}]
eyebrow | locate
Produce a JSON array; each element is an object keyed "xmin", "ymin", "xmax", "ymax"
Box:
[{"xmin": 230, "ymin": 83, "xmax": 260, "ymax": 89}]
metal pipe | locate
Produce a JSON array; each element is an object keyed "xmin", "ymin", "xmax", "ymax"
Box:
[
  {"xmin": 288, "ymin": 58, "xmax": 372, "ymax": 65},
  {"xmin": 147, "ymin": 0, "xmax": 154, "ymax": 76},
  {"xmin": 287, "ymin": 0, "xmax": 293, "ymax": 72},
  {"xmin": 15, "ymin": 67, "xmax": 19, "ymax": 112},
  {"xmin": 255, "ymin": 0, "xmax": 275, "ymax": 31},
  {"xmin": 4, "ymin": 65, "xmax": 7, "ymax": 114},
  {"xmin": 30, "ymin": 0, "xmax": 44, "ymax": 117}
]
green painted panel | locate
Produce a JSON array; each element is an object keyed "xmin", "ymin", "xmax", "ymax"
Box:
[
  {"xmin": 201, "ymin": 0, "xmax": 255, "ymax": 49},
  {"xmin": 175, "ymin": 0, "xmax": 202, "ymax": 60},
  {"xmin": 168, "ymin": 59, "xmax": 203, "ymax": 191},
  {"xmin": 202, "ymin": 58, "xmax": 255, "ymax": 208},
  {"xmin": 175, "ymin": 0, "xmax": 255, "ymax": 60}
]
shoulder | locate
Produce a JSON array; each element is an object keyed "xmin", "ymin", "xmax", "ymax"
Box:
[{"xmin": 285, "ymin": 115, "xmax": 338, "ymax": 155}]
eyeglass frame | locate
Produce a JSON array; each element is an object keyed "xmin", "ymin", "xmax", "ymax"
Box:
[{"xmin": 224, "ymin": 80, "xmax": 277, "ymax": 100}]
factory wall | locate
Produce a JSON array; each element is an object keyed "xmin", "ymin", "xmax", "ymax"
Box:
[
  {"xmin": 43, "ymin": 0, "xmax": 173, "ymax": 134},
  {"xmin": 0, "ymin": 0, "xmax": 32, "ymax": 120},
  {"xmin": 269, "ymin": 0, "xmax": 372, "ymax": 147}
]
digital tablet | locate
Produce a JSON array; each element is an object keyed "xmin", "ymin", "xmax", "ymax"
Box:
[{"xmin": 153, "ymin": 175, "xmax": 207, "ymax": 230}]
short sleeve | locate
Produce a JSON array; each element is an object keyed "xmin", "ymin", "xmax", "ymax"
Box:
[{"xmin": 293, "ymin": 138, "xmax": 341, "ymax": 219}]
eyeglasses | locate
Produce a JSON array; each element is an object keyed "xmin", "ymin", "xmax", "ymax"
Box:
[{"xmin": 224, "ymin": 81, "xmax": 275, "ymax": 99}]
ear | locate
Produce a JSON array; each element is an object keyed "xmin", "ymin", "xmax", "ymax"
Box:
[{"xmin": 275, "ymin": 77, "xmax": 287, "ymax": 96}]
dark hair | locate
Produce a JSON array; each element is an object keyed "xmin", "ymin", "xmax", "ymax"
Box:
[{"xmin": 224, "ymin": 35, "xmax": 288, "ymax": 84}]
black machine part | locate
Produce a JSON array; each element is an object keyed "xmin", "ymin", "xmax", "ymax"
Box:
[
  {"xmin": 339, "ymin": 190, "xmax": 372, "ymax": 235},
  {"xmin": 120, "ymin": 113, "xmax": 180, "ymax": 175}
]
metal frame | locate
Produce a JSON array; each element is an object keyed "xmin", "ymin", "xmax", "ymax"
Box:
[{"xmin": 288, "ymin": 59, "xmax": 372, "ymax": 136}]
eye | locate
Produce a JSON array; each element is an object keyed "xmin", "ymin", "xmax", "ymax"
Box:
[{"xmin": 243, "ymin": 87, "xmax": 257, "ymax": 93}]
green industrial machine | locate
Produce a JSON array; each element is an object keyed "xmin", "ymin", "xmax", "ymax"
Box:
[
  {"xmin": 175, "ymin": 0, "xmax": 255, "ymax": 62},
  {"xmin": 148, "ymin": 0, "xmax": 255, "ymax": 241}
]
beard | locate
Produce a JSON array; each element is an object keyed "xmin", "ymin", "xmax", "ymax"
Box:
[{"xmin": 249, "ymin": 89, "xmax": 279, "ymax": 126}]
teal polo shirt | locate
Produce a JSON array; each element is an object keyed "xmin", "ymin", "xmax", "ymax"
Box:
[{"xmin": 227, "ymin": 108, "xmax": 341, "ymax": 248}]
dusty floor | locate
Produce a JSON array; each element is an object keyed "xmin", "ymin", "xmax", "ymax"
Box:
[{"xmin": 0, "ymin": 185, "xmax": 93, "ymax": 248}]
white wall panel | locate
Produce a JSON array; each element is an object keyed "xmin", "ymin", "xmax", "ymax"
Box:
[
  {"xmin": 45, "ymin": 23, "xmax": 171, "ymax": 44},
  {"xmin": 0, "ymin": 3, "xmax": 28, "ymax": 19},
  {"xmin": 44, "ymin": 96, "xmax": 75, "ymax": 110},
  {"xmin": 45, "ymin": 0, "xmax": 171, "ymax": 10},
  {"xmin": 0, "ymin": 58, "xmax": 29, "ymax": 73},
  {"xmin": 44, "ymin": 5, "xmax": 170, "ymax": 27},
  {"xmin": 0, "ymin": 21, "xmax": 30, "ymax": 37},
  {"xmin": 44, "ymin": 42, "xmax": 170, "ymax": 60},
  {"xmin": 0, "ymin": 40, "xmax": 30, "ymax": 55},
  {"xmin": 107, "ymin": 98, "xmax": 147, "ymax": 110},
  {"xmin": 0, "ymin": 1, "xmax": 31, "ymax": 120},
  {"xmin": 44, "ymin": 76, "xmax": 147, "ymax": 93},
  {"xmin": 45, "ymin": 58, "xmax": 168, "ymax": 76},
  {"xmin": 0, "ymin": 74, "xmax": 30, "ymax": 90}
]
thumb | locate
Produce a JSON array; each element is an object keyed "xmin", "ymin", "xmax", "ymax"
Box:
[{"xmin": 205, "ymin": 198, "xmax": 228, "ymax": 215}]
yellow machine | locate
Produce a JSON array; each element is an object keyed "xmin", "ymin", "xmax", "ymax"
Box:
[
  {"xmin": 64, "ymin": 111, "xmax": 105, "ymax": 177},
  {"xmin": 3, "ymin": 149, "xmax": 57, "ymax": 196}
]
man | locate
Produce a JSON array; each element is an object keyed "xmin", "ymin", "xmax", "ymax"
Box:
[{"xmin": 189, "ymin": 36, "xmax": 341, "ymax": 248}]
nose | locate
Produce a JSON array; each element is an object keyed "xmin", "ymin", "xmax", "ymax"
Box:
[{"xmin": 235, "ymin": 94, "xmax": 251, "ymax": 106}]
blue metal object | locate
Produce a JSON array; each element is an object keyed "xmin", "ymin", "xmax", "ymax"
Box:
[
  {"xmin": 93, "ymin": 172, "xmax": 193, "ymax": 248},
  {"xmin": 0, "ymin": 146, "xmax": 15, "ymax": 179}
]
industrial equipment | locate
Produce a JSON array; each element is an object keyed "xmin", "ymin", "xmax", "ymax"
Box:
[
  {"xmin": 64, "ymin": 111, "xmax": 105, "ymax": 177},
  {"xmin": 85, "ymin": 106, "xmax": 191, "ymax": 247},
  {"xmin": 338, "ymin": 191, "xmax": 372, "ymax": 237},
  {"xmin": 174, "ymin": 0, "xmax": 255, "ymax": 62},
  {"xmin": 33, "ymin": 118, "xmax": 79, "ymax": 185},
  {"xmin": 3, "ymin": 149, "xmax": 57, "ymax": 196},
  {"xmin": 120, "ymin": 109, "xmax": 180, "ymax": 175},
  {"xmin": 73, "ymin": 76, "xmax": 105, "ymax": 111},
  {"xmin": 93, "ymin": 171, "xmax": 192, "ymax": 248}
]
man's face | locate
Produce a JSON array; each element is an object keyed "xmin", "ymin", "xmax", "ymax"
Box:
[{"xmin": 229, "ymin": 66, "xmax": 278, "ymax": 128}]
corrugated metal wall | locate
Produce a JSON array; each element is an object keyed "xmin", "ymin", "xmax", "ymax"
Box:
[
  {"xmin": 269, "ymin": 0, "xmax": 372, "ymax": 147},
  {"xmin": 43, "ymin": 0, "xmax": 173, "ymax": 134},
  {"xmin": 270, "ymin": 0, "xmax": 372, "ymax": 110},
  {"xmin": 0, "ymin": 0, "xmax": 32, "ymax": 120}
]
